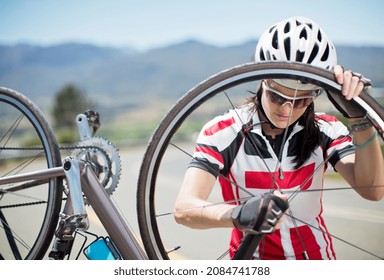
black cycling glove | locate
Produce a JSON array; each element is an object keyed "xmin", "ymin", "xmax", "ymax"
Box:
[
  {"xmin": 231, "ymin": 193, "xmax": 289, "ymax": 235},
  {"xmin": 326, "ymin": 71, "xmax": 371, "ymax": 119}
]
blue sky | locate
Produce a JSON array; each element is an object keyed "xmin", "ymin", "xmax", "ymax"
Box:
[{"xmin": 1, "ymin": 0, "xmax": 383, "ymax": 50}]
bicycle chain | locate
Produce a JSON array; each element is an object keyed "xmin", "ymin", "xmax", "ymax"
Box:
[
  {"xmin": 0, "ymin": 144, "xmax": 105, "ymax": 151},
  {"xmin": 0, "ymin": 142, "xmax": 120, "ymax": 209},
  {"xmin": 0, "ymin": 145, "xmax": 98, "ymax": 210},
  {"xmin": 0, "ymin": 200, "xmax": 47, "ymax": 209}
]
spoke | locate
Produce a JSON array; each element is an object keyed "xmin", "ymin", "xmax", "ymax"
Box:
[
  {"xmin": 266, "ymin": 82, "xmax": 313, "ymax": 259},
  {"xmin": 156, "ymin": 196, "xmax": 254, "ymax": 218},
  {"xmin": 272, "ymin": 84, "xmax": 300, "ymax": 183},
  {"xmin": 288, "ymin": 149, "xmax": 337, "ymax": 202},
  {"xmin": 1, "ymin": 151, "xmax": 45, "ymax": 178},
  {"xmin": 167, "ymin": 86, "xmax": 383, "ymax": 259},
  {"xmin": 223, "ymin": 90, "xmax": 283, "ymax": 190},
  {"xmin": 0, "ymin": 218, "xmax": 31, "ymax": 251},
  {"xmin": 285, "ymin": 212, "xmax": 383, "ymax": 260},
  {"xmin": 156, "ymin": 184, "xmax": 384, "ymax": 219},
  {"xmin": 141, "ymin": 63, "xmax": 384, "ymax": 260},
  {"xmin": 0, "ymin": 114, "xmax": 23, "ymax": 148},
  {"xmin": 0, "ymin": 189, "xmax": 48, "ymax": 205},
  {"xmin": 170, "ymin": 142, "xmax": 255, "ymax": 197},
  {"xmin": 0, "ymin": 179, "xmax": 50, "ymax": 194}
]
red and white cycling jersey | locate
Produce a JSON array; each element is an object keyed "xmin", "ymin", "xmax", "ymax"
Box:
[{"xmin": 190, "ymin": 104, "xmax": 354, "ymax": 259}]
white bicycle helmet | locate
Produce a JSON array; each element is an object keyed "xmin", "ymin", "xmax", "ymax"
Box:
[{"xmin": 254, "ymin": 16, "xmax": 337, "ymax": 90}]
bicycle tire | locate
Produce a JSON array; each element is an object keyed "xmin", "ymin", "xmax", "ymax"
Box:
[
  {"xmin": 0, "ymin": 87, "xmax": 63, "ymax": 259},
  {"xmin": 137, "ymin": 62, "xmax": 384, "ymax": 260}
]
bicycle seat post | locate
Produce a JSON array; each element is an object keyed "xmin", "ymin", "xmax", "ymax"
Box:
[{"xmin": 76, "ymin": 113, "xmax": 94, "ymax": 141}]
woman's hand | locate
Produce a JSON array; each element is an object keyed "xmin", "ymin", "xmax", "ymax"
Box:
[
  {"xmin": 334, "ymin": 65, "xmax": 365, "ymax": 100},
  {"xmin": 231, "ymin": 191, "xmax": 288, "ymax": 235}
]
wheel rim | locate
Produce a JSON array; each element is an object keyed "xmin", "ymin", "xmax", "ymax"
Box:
[
  {"xmin": 137, "ymin": 62, "xmax": 384, "ymax": 260},
  {"xmin": 0, "ymin": 88, "xmax": 62, "ymax": 259}
]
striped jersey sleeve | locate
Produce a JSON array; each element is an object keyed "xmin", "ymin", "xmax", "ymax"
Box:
[
  {"xmin": 316, "ymin": 113, "xmax": 354, "ymax": 168},
  {"xmin": 190, "ymin": 108, "xmax": 245, "ymax": 177}
]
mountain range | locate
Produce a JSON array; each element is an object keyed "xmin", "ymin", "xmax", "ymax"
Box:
[{"xmin": 1, "ymin": 40, "xmax": 383, "ymax": 119}]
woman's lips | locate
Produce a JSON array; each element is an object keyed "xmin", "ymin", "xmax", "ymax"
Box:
[{"xmin": 275, "ymin": 114, "xmax": 289, "ymax": 121}]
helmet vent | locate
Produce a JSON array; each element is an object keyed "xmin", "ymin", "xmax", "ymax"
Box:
[
  {"xmin": 272, "ymin": 30, "xmax": 278, "ymax": 49},
  {"xmin": 321, "ymin": 44, "xmax": 330, "ymax": 62},
  {"xmin": 317, "ymin": 30, "xmax": 322, "ymax": 42},
  {"xmin": 284, "ymin": 38, "xmax": 291, "ymax": 60},
  {"xmin": 266, "ymin": 50, "xmax": 271, "ymax": 60},
  {"xmin": 299, "ymin": 29, "xmax": 308, "ymax": 39},
  {"xmin": 253, "ymin": 16, "xmax": 337, "ymax": 68},
  {"xmin": 296, "ymin": 50, "xmax": 305, "ymax": 62},
  {"xmin": 259, "ymin": 47, "xmax": 266, "ymax": 61},
  {"xmin": 308, "ymin": 44, "xmax": 319, "ymax": 64},
  {"xmin": 284, "ymin": 22, "xmax": 290, "ymax": 33}
]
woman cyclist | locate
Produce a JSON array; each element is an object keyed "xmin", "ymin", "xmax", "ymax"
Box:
[{"xmin": 174, "ymin": 16, "xmax": 384, "ymax": 259}]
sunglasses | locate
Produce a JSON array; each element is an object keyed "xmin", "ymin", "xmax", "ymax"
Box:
[{"xmin": 262, "ymin": 81, "xmax": 319, "ymax": 109}]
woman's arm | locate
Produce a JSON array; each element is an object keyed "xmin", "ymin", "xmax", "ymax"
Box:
[
  {"xmin": 174, "ymin": 167, "xmax": 236, "ymax": 229},
  {"xmin": 174, "ymin": 166, "xmax": 289, "ymax": 231},
  {"xmin": 334, "ymin": 66, "xmax": 384, "ymax": 201},
  {"xmin": 335, "ymin": 130, "xmax": 384, "ymax": 201}
]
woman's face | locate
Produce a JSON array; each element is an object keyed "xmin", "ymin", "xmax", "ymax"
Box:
[{"xmin": 261, "ymin": 80, "xmax": 316, "ymax": 129}]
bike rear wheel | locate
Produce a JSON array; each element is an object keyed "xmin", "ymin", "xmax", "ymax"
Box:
[
  {"xmin": 137, "ymin": 62, "xmax": 384, "ymax": 260},
  {"xmin": 0, "ymin": 87, "xmax": 63, "ymax": 259}
]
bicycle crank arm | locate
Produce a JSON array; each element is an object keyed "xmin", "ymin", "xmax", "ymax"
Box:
[
  {"xmin": 49, "ymin": 157, "xmax": 91, "ymax": 260},
  {"xmin": 62, "ymin": 157, "xmax": 89, "ymax": 224}
]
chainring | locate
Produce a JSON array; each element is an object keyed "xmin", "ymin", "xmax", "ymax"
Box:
[{"xmin": 72, "ymin": 136, "xmax": 122, "ymax": 196}]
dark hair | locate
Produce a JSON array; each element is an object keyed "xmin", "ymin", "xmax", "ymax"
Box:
[{"xmin": 245, "ymin": 84, "xmax": 321, "ymax": 168}]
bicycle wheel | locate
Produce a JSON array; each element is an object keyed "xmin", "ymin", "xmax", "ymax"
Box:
[
  {"xmin": 0, "ymin": 87, "xmax": 63, "ymax": 259},
  {"xmin": 137, "ymin": 62, "xmax": 384, "ymax": 260}
]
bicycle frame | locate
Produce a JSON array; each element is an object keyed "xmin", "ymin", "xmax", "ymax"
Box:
[
  {"xmin": 0, "ymin": 112, "xmax": 148, "ymax": 260},
  {"xmin": 76, "ymin": 159, "xmax": 147, "ymax": 260},
  {"xmin": 0, "ymin": 156, "xmax": 148, "ymax": 260},
  {"xmin": 56, "ymin": 112, "xmax": 147, "ymax": 260}
]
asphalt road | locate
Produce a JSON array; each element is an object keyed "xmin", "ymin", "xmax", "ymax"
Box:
[{"xmin": 2, "ymin": 144, "xmax": 383, "ymax": 260}]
